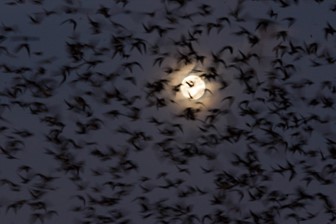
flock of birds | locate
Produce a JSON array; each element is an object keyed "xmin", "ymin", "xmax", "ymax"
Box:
[{"xmin": 0, "ymin": 0, "xmax": 336, "ymax": 223}]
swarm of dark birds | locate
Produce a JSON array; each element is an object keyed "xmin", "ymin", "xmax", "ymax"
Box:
[{"xmin": 0, "ymin": 0, "xmax": 336, "ymax": 223}]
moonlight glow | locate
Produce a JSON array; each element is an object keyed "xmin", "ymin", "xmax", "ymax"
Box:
[{"xmin": 180, "ymin": 75, "xmax": 206, "ymax": 100}]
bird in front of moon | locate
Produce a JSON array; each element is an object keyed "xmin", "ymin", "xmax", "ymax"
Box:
[{"xmin": 180, "ymin": 75, "xmax": 206, "ymax": 100}]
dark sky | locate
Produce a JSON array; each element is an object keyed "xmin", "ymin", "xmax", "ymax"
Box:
[{"xmin": 1, "ymin": 0, "xmax": 336, "ymax": 223}]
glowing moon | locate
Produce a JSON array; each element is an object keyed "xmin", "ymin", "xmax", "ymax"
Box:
[{"xmin": 180, "ymin": 75, "xmax": 205, "ymax": 100}]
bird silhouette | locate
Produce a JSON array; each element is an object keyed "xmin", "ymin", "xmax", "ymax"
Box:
[{"xmin": 0, "ymin": 0, "xmax": 336, "ymax": 223}]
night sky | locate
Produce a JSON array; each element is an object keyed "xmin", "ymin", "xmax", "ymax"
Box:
[{"xmin": 1, "ymin": 0, "xmax": 336, "ymax": 223}]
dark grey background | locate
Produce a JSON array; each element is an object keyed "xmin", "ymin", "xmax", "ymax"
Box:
[{"xmin": 0, "ymin": 0, "xmax": 336, "ymax": 223}]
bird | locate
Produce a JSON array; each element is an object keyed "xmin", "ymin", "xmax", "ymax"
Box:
[
  {"xmin": 324, "ymin": 22, "xmax": 336, "ymax": 39},
  {"xmin": 0, "ymin": 1, "xmax": 336, "ymax": 224},
  {"xmin": 61, "ymin": 19, "xmax": 77, "ymax": 31}
]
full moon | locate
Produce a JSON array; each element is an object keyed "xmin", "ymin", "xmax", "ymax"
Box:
[{"xmin": 180, "ymin": 75, "xmax": 206, "ymax": 100}]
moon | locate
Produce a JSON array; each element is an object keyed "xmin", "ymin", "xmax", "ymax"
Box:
[{"xmin": 180, "ymin": 75, "xmax": 206, "ymax": 100}]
